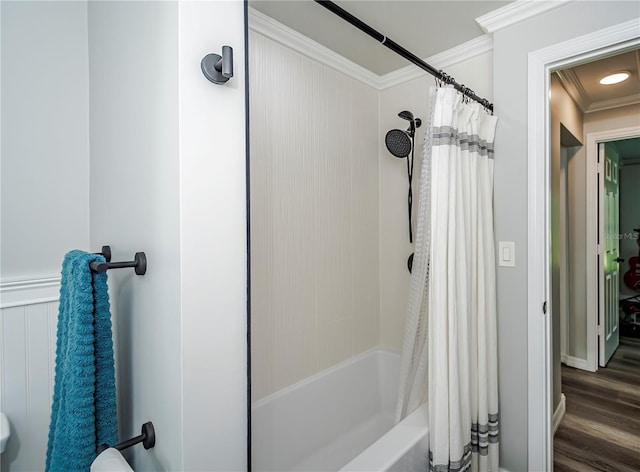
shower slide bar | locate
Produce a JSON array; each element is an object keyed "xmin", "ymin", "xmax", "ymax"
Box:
[
  {"xmin": 314, "ymin": 0, "xmax": 494, "ymax": 112},
  {"xmin": 91, "ymin": 245, "xmax": 147, "ymax": 275}
]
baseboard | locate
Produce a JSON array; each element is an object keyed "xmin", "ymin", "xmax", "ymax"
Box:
[
  {"xmin": 561, "ymin": 353, "xmax": 589, "ymax": 371},
  {"xmin": 553, "ymin": 393, "xmax": 567, "ymax": 435}
]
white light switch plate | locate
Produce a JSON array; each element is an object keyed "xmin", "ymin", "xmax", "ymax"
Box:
[{"xmin": 498, "ymin": 241, "xmax": 515, "ymax": 267}]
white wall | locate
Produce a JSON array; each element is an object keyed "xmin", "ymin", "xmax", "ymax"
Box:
[
  {"xmin": 88, "ymin": 1, "xmax": 183, "ymax": 470},
  {"xmin": 178, "ymin": 2, "xmax": 247, "ymax": 470},
  {"xmin": 0, "ymin": 0, "xmax": 90, "ymax": 281},
  {"xmin": 1, "ymin": 2, "xmax": 89, "ymax": 470},
  {"xmin": 249, "ymin": 30, "xmax": 380, "ymax": 401},
  {"xmin": 88, "ymin": 2, "xmax": 249, "ymax": 469},
  {"xmin": 2, "ymin": 2, "xmax": 248, "ymax": 471},
  {"xmin": 492, "ymin": 2, "xmax": 639, "ymax": 470},
  {"xmin": 379, "ymin": 51, "xmax": 493, "ymax": 351},
  {"xmin": 0, "ymin": 300, "xmax": 58, "ymax": 472}
]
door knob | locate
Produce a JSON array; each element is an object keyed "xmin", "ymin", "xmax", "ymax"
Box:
[
  {"xmin": 615, "ymin": 257, "xmax": 625, "ymax": 263},
  {"xmin": 201, "ymin": 45, "xmax": 234, "ymax": 84}
]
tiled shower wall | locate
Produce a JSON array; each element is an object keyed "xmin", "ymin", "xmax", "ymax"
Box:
[{"xmin": 249, "ymin": 31, "xmax": 380, "ymax": 401}]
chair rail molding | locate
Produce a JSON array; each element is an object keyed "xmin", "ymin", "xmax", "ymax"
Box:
[{"xmin": 0, "ymin": 277, "xmax": 61, "ymax": 308}]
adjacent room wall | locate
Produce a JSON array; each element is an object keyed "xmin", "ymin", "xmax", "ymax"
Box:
[
  {"xmin": 0, "ymin": 0, "xmax": 90, "ymax": 280},
  {"xmin": 584, "ymin": 104, "xmax": 640, "ymax": 300},
  {"xmin": 249, "ymin": 30, "xmax": 380, "ymax": 401},
  {"xmin": 549, "ymin": 81, "xmax": 639, "ymax": 414},
  {"xmin": 549, "ymin": 74, "xmax": 583, "ymax": 411},
  {"xmin": 620, "ymin": 160, "xmax": 640, "ymax": 292},
  {"xmin": 492, "ymin": 2, "xmax": 639, "ymax": 470},
  {"xmin": 379, "ymin": 51, "xmax": 494, "ymax": 351}
]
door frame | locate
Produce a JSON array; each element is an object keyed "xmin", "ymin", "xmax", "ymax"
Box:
[
  {"xmin": 527, "ymin": 19, "xmax": 639, "ymax": 471},
  {"xmin": 586, "ymin": 127, "xmax": 640, "ymax": 371}
]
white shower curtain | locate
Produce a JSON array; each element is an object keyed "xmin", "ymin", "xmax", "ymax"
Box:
[{"xmin": 395, "ymin": 86, "xmax": 499, "ymax": 472}]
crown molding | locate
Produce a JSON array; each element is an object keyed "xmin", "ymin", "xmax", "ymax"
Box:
[
  {"xmin": 249, "ymin": 7, "xmax": 494, "ymax": 91},
  {"xmin": 476, "ymin": 0, "xmax": 572, "ymax": 34},
  {"xmin": 587, "ymin": 93, "xmax": 640, "ymax": 114},
  {"xmin": 555, "ymin": 63, "xmax": 640, "ymax": 114},
  {"xmin": 378, "ymin": 34, "xmax": 493, "ymax": 89},
  {"xmin": 248, "ymin": 7, "xmax": 380, "ymax": 89},
  {"xmin": 555, "ymin": 68, "xmax": 589, "ymax": 112}
]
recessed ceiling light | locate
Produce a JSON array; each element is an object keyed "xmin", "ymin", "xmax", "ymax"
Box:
[{"xmin": 599, "ymin": 71, "xmax": 630, "ymax": 85}]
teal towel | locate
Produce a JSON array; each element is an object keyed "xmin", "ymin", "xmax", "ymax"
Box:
[{"xmin": 46, "ymin": 250, "xmax": 118, "ymax": 472}]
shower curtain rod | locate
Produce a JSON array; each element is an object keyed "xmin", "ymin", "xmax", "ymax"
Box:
[{"xmin": 314, "ymin": 0, "xmax": 494, "ymax": 112}]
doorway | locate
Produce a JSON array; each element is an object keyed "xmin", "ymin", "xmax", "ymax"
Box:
[
  {"xmin": 527, "ymin": 20, "xmax": 640, "ymax": 470},
  {"xmin": 548, "ymin": 46, "xmax": 640, "ymax": 471}
]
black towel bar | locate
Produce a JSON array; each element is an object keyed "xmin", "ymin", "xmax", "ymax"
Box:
[
  {"xmin": 97, "ymin": 421, "xmax": 155, "ymax": 454},
  {"xmin": 90, "ymin": 245, "xmax": 147, "ymax": 275}
]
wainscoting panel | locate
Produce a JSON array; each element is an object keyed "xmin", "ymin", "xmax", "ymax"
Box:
[{"xmin": 1, "ymin": 295, "xmax": 58, "ymax": 472}]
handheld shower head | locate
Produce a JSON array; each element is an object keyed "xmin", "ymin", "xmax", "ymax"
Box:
[
  {"xmin": 386, "ymin": 109, "xmax": 422, "ymax": 254},
  {"xmin": 385, "ymin": 129, "xmax": 412, "ymax": 158},
  {"xmin": 398, "ymin": 110, "xmax": 421, "ymax": 136},
  {"xmin": 398, "ymin": 110, "xmax": 414, "ymax": 121}
]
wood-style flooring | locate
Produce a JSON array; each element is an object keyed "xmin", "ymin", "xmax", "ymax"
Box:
[{"xmin": 554, "ymin": 337, "xmax": 640, "ymax": 471}]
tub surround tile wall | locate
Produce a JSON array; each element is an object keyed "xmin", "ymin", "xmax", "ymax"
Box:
[
  {"xmin": 249, "ymin": 29, "xmax": 493, "ymax": 400},
  {"xmin": 249, "ymin": 31, "xmax": 380, "ymax": 401}
]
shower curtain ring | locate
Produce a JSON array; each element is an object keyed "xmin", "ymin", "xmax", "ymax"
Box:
[
  {"xmin": 460, "ymin": 85, "xmax": 467, "ymax": 100},
  {"xmin": 467, "ymin": 89, "xmax": 475, "ymax": 104}
]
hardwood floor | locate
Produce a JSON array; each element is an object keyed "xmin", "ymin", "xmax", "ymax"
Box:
[{"xmin": 554, "ymin": 337, "xmax": 640, "ymax": 471}]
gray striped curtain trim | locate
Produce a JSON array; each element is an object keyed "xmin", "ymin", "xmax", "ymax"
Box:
[
  {"xmin": 430, "ymin": 413, "xmax": 499, "ymax": 470},
  {"xmin": 429, "ymin": 446, "xmax": 472, "ymax": 472},
  {"xmin": 472, "ymin": 422, "xmax": 499, "ymax": 434},
  {"xmin": 432, "ymin": 126, "xmax": 495, "ymax": 159}
]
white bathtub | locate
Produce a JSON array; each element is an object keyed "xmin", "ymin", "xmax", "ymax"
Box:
[{"xmin": 251, "ymin": 349, "xmax": 429, "ymax": 471}]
